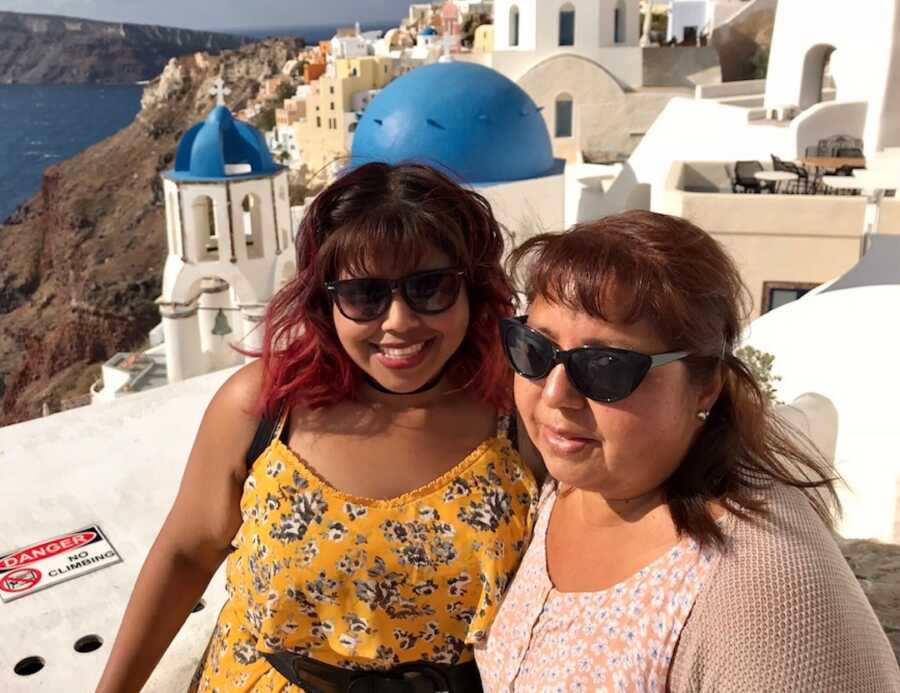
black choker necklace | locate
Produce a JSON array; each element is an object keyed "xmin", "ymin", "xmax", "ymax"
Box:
[{"xmin": 363, "ymin": 368, "xmax": 446, "ymax": 396}]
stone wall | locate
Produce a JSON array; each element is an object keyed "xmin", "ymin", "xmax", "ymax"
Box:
[
  {"xmin": 710, "ymin": 0, "xmax": 777, "ymax": 82},
  {"xmin": 841, "ymin": 539, "xmax": 900, "ymax": 661},
  {"xmin": 641, "ymin": 46, "xmax": 722, "ymax": 87}
]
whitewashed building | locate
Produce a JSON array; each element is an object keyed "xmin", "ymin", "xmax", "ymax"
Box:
[
  {"xmin": 158, "ymin": 105, "xmax": 296, "ymax": 383},
  {"xmin": 666, "ymin": 0, "xmax": 747, "ymax": 43}
]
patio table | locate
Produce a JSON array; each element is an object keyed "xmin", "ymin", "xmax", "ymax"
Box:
[{"xmin": 755, "ymin": 170, "xmax": 798, "ymax": 193}]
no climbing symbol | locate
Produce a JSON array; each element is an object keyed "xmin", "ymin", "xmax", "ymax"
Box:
[{"xmin": 0, "ymin": 568, "xmax": 42, "ymax": 594}]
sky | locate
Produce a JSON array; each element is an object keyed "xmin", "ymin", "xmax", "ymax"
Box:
[{"xmin": 0, "ymin": 0, "xmax": 413, "ymax": 30}]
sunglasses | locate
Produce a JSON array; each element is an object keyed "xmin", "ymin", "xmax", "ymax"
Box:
[
  {"xmin": 325, "ymin": 268, "xmax": 465, "ymax": 322},
  {"xmin": 500, "ymin": 316, "xmax": 691, "ymax": 403}
]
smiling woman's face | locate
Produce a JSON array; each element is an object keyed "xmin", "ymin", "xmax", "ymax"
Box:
[
  {"xmin": 332, "ymin": 247, "xmax": 469, "ymax": 394},
  {"xmin": 514, "ymin": 295, "xmax": 715, "ymax": 500}
]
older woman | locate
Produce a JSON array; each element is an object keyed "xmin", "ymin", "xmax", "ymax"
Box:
[{"xmin": 476, "ymin": 211, "xmax": 900, "ymax": 692}]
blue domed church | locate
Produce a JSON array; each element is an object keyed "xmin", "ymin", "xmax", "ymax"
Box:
[{"xmin": 349, "ymin": 61, "xmax": 565, "ymax": 245}]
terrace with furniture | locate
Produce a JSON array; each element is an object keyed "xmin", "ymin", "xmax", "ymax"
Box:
[{"xmin": 662, "ymin": 155, "xmax": 900, "ymax": 316}]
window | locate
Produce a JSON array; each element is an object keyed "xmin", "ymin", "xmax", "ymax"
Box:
[
  {"xmin": 316, "ymin": 116, "xmax": 321, "ymax": 127},
  {"xmin": 330, "ymin": 86, "xmax": 335, "ymax": 94},
  {"xmin": 559, "ymin": 4, "xmax": 575, "ymax": 46},
  {"xmin": 330, "ymin": 101, "xmax": 335, "ymax": 110},
  {"xmin": 555, "ymin": 93, "xmax": 573, "ymax": 137},
  {"xmin": 509, "ymin": 5, "xmax": 520, "ymax": 47},
  {"xmin": 762, "ymin": 282, "xmax": 817, "ymax": 313},
  {"xmin": 683, "ymin": 26, "xmax": 698, "ymax": 44},
  {"xmin": 192, "ymin": 195, "xmax": 219, "ymax": 261},
  {"xmin": 614, "ymin": 1, "xmax": 626, "ymax": 44},
  {"xmin": 241, "ymin": 194, "xmax": 263, "ymax": 259}
]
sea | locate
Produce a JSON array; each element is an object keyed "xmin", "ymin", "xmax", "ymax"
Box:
[
  {"xmin": 0, "ymin": 22, "xmax": 390, "ymax": 223},
  {"xmin": 0, "ymin": 84, "xmax": 143, "ymax": 221}
]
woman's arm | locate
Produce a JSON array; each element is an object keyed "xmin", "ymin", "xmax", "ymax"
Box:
[
  {"xmin": 669, "ymin": 484, "xmax": 900, "ymax": 692},
  {"xmin": 95, "ymin": 362, "xmax": 265, "ymax": 693}
]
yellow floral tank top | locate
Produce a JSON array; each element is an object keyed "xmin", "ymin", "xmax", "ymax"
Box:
[{"xmin": 197, "ymin": 412, "xmax": 539, "ymax": 692}]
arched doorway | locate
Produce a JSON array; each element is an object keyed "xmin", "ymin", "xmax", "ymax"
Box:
[
  {"xmin": 799, "ymin": 44, "xmax": 836, "ymax": 110},
  {"xmin": 509, "ymin": 5, "xmax": 520, "ymax": 47},
  {"xmin": 555, "ymin": 93, "xmax": 573, "ymax": 138}
]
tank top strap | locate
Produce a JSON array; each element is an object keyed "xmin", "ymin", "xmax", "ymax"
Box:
[
  {"xmin": 496, "ymin": 412, "xmax": 517, "ymax": 446},
  {"xmin": 273, "ymin": 405, "xmax": 290, "ymax": 443}
]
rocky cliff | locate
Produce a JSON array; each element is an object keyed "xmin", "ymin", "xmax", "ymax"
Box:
[
  {"xmin": 0, "ymin": 38, "xmax": 304, "ymax": 424},
  {"xmin": 0, "ymin": 11, "xmax": 248, "ymax": 84}
]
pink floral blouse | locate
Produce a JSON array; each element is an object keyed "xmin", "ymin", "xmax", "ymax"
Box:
[{"xmin": 476, "ymin": 487, "xmax": 719, "ymax": 693}]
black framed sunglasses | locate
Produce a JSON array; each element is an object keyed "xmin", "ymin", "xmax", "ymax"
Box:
[
  {"xmin": 325, "ymin": 268, "xmax": 465, "ymax": 322},
  {"xmin": 500, "ymin": 316, "xmax": 691, "ymax": 403}
]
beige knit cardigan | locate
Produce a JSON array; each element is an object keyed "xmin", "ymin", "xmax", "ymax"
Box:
[{"xmin": 668, "ymin": 482, "xmax": 900, "ymax": 692}]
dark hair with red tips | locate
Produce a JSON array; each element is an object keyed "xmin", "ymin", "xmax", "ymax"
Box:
[
  {"xmin": 509, "ymin": 210, "xmax": 840, "ymax": 548},
  {"xmin": 254, "ymin": 162, "xmax": 515, "ymax": 414}
]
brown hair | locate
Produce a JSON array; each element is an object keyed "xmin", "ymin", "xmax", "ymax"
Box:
[
  {"xmin": 509, "ymin": 210, "xmax": 839, "ymax": 547},
  {"xmin": 256, "ymin": 162, "xmax": 515, "ymax": 413}
]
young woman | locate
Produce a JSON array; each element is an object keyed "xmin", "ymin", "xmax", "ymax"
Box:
[
  {"xmin": 97, "ymin": 163, "xmax": 540, "ymax": 692},
  {"xmin": 477, "ymin": 211, "xmax": 900, "ymax": 692}
]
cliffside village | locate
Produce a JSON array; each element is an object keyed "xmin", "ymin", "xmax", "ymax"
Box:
[{"xmin": 79, "ymin": 0, "xmax": 900, "ymax": 550}]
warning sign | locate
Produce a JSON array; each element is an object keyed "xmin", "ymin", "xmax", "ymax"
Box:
[{"xmin": 0, "ymin": 525, "xmax": 122, "ymax": 603}]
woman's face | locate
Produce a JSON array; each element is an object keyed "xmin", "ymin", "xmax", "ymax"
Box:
[
  {"xmin": 515, "ymin": 295, "xmax": 720, "ymax": 500},
  {"xmin": 332, "ymin": 248, "xmax": 469, "ymax": 394}
]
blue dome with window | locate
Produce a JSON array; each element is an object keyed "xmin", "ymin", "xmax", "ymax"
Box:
[
  {"xmin": 350, "ymin": 62, "xmax": 556, "ymax": 184},
  {"xmin": 419, "ymin": 26, "xmax": 438, "ymax": 36},
  {"xmin": 165, "ymin": 106, "xmax": 281, "ymax": 182}
]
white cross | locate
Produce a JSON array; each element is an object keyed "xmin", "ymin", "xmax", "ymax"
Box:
[{"xmin": 210, "ymin": 77, "xmax": 231, "ymax": 107}]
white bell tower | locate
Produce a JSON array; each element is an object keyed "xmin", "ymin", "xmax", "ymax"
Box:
[{"xmin": 158, "ymin": 81, "xmax": 295, "ymax": 383}]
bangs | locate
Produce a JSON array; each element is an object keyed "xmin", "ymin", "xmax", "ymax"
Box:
[
  {"xmin": 513, "ymin": 226, "xmax": 665, "ymax": 327},
  {"xmin": 318, "ymin": 205, "xmax": 468, "ymax": 280}
]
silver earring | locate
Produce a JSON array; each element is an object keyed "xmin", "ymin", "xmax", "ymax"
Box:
[{"xmin": 697, "ymin": 410, "xmax": 709, "ymax": 422}]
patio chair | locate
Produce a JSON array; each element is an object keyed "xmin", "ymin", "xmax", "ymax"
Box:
[
  {"xmin": 805, "ymin": 145, "xmax": 823, "ymax": 158},
  {"xmin": 772, "ymin": 154, "xmax": 814, "ymax": 194},
  {"xmin": 835, "ymin": 147, "xmax": 865, "ymax": 176},
  {"xmin": 823, "ymin": 135, "xmax": 864, "ymax": 157},
  {"xmin": 733, "ymin": 160, "xmax": 771, "ymax": 193}
]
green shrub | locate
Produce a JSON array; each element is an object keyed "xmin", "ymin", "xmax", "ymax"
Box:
[{"xmin": 736, "ymin": 345, "xmax": 781, "ymax": 402}]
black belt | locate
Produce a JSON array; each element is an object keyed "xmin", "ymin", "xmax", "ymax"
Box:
[{"xmin": 262, "ymin": 651, "xmax": 482, "ymax": 693}]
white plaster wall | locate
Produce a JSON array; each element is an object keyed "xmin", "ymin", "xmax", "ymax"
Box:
[
  {"xmin": 764, "ymin": 0, "xmax": 900, "ymax": 153},
  {"xmin": 564, "ymin": 163, "xmax": 622, "ymax": 226},
  {"xmin": 490, "ymin": 0, "xmax": 643, "ymax": 86},
  {"xmin": 476, "ymin": 173, "xmax": 566, "ymax": 247},
  {"xmin": 607, "ymin": 97, "xmax": 794, "ymax": 213},
  {"xmin": 792, "ymin": 101, "xmax": 868, "ymax": 157},
  {"xmin": 491, "ymin": 47, "xmax": 643, "ymax": 91},
  {"xmin": 743, "ymin": 285, "xmax": 900, "ymax": 543},
  {"xmin": 667, "ymin": 1, "xmax": 706, "ymax": 43},
  {"xmin": 0, "ymin": 368, "xmax": 236, "ymax": 691},
  {"xmin": 493, "ymin": 0, "xmax": 538, "ymax": 51}
]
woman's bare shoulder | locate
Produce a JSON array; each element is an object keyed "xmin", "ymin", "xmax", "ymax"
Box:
[
  {"xmin": 213, "ymin": 359, "xmax": 266, "ymax": 414},
  {"xmin": 193, "ymin": 361, "xmax": 268, "ymax": 478}
]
